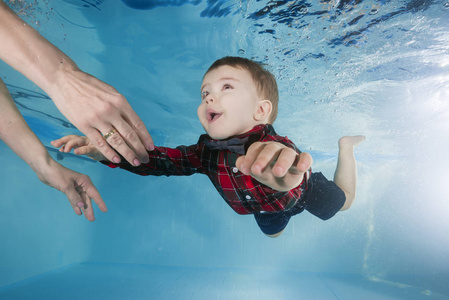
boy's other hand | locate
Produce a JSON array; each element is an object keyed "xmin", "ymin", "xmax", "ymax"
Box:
[
  {"xmin": 51, "ymin": 135, "xmax": 107, "ymax": 162},
  {"xmin": 236, "ymin": 141, "xmax": 313, "ymax": 192}
]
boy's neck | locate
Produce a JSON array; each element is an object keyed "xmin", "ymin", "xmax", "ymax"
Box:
[{"xmin": 215, "ymin": 123, "xmax": 271, "ymax": 140}]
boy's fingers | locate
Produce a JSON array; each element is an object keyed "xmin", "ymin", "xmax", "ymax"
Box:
[
  {"xmin": 51, "ymin": 137, "xmax": 70, "ymax": 148},
  {"xmin": 51, "ymin": 135, "xmax": 82, "ymax": 148},
  {"xmin": 272, "ymin": 148, "xmax": 298, "ymax": 178},
  {"xmin": 250, "ymin": 143, "xmax": 286, "ymax": 176},
  {"xmin": 294, "ymin": 152, "xmax": 313, "ymax": 173},
  {"xmin": 235, "ymin": 155, "xmax": 246, "ymax": 172},
  {"xmin": 64, "ymin": 137, "xmax": 88, "ymax": 152},
  {"xmin": 73, "ymin": 146, "xmax": 90, "ymax": 156},
  {"xmin": 238, "ymin": 142, "xmax": 265, "ymax": 174},
  {"xmin": 51, "ymin": 140, "xmax": 61, "ymax": 147}
]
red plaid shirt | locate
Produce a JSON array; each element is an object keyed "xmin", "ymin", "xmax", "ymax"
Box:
[{"xmin": 103, "ymin": 124, "xmax": 308, "ymax": 215}]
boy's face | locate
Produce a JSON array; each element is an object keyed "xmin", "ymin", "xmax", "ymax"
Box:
[{"xmin": 198, "ymin": 65, "xmax": 264, "ymax": 140}]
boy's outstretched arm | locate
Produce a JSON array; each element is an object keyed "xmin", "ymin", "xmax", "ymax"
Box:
[
  {"xmin": 51, "ymin": 135, "xmax": 107, "ymax": 162},
  {"xmin": 236, "ymin": 141, "xmax": 313, "ymax": 192}
]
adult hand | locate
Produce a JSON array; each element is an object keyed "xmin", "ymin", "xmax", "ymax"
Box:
[
  {"xmin": 0, "ymin": 2, "xmax": 154, "ymax": 166},
  {"xmin": 35, "ymin": 158, "xmax": 108, "ymax": 221},
  {"xmin": 50, "ymin": 64, "xmax": 154, "ymax": 166},
  {"xmin": 236, "ymin": 141, "xmax": 313, "ymax": 192}
]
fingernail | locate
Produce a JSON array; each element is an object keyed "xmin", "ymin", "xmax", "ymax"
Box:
[
  {"xmin": 133, "ymin": 158, "xmax": 141, "ymax": 166},
  {"xmin": 147, "ymin": 144, "xmax": 155, "ymax": 151},
  {"xmin": 113, "ymin": 157, "xmax": 121, "ymax": 163},
  {"xmin": 77, "ymin": 202, "xmax": 84, "ymax": 208},
  {"xmin": 141, "ymin": 156, "xmax": 149, "ymax": 164}
]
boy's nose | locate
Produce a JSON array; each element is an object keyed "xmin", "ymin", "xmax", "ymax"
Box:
[{"xmin": 205, "ymin": 95, "xmax": 214, "ymax": 104}]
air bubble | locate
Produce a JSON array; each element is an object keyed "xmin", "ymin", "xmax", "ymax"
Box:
[
  {"xmin": 299, "ymin": 7, "xmax": 308, "ymax": 14},
  {"xmin": 238, "ymin": 49, "xmax": 245, "ymax": 55},
  {"xmin": 369, "ymin": 8, "xmax": 378, "ymax": 15}
]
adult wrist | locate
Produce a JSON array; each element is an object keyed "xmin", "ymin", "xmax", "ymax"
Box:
[
  {"xmin": 42, "ymin": 55, "xmax": 80, "ymax": 99},
  {"xmin": 27, "ymin": 147, "xmax": 55, "ymax": 175}
]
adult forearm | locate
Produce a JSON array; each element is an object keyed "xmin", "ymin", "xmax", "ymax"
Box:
[
  {"xmin": 0, "ymin": 2, "xmax": 76, "ymax": 95},
  {"xmin": 0, "ymin": 79, "xmax": 107, "ymax": 220},
  {"xmin": 0, "ymin": 78, "xmax": 52, "ymax": 172},
  {"xmin": 0, "ymin": 2, "xmax": 154, "ymax": 167}
]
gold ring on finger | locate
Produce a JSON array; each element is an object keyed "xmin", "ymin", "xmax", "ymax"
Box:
[{"xmin": 103, "ymin": 128, "xmax": 117, "ymax": 140}]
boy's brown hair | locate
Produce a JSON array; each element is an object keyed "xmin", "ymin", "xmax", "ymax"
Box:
[{"xmin": 205, "ymin": 56, "xmax": 278, "ymax": 124}]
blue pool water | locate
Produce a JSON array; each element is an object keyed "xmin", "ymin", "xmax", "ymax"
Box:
[{"xmin": 1, "ymin": 0, "xmax": 448, "ymax": 299}]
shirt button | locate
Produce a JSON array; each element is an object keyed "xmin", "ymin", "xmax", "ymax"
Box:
[
  {"xmin": 245, "ymin": 195, "xmax": 252, "ymax": 200},
  {"xmin": 232, "ymin": 167, "xmax": 239, "ymax": 173}
]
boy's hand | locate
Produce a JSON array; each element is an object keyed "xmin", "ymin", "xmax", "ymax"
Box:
[
  {"xmin": 51, "ymin": 135, "xmax": 107, "ymax": 162},
  {"xmin": 236, "ymin": 141, "xmax": 313, "ymax": 192}
]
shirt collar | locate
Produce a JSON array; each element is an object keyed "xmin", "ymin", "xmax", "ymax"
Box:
[{"xmin": 199, "ymin": 124, "xmax": 277, "ymax": 154}]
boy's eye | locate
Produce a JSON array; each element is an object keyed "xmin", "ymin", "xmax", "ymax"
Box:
[
  {"xmin": 223, "ymin": 84, "xmax": 232, "ymax": 90},
  {"xmin": 201, "ymin": 91, "xmax": 209, "ymax": 98}
]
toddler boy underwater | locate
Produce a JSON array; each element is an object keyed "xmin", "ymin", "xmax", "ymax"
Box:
[{"xmin": 52, "ymin": 56, "xmax": 365, "ymax": 237}]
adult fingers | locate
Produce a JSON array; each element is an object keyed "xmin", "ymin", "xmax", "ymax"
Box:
[
  {"xmin": 80, "ymin": 176, "xmax": 107, "ymax": 213},
  {"xmin": 99, "ymin": 87, "xmax": 154, "ymax": 154},
  {"xmin": 72, "ymin": 183, "xmax": 97, "ymax": 222},
  {"xmin": 108, "ymin": 118, "xmax": 150, "ymax": 164},
  {"xmin": 64, "ymin": 185, "xmax": 88, "ymax": 218},
  {"xmin": 119, "ymin": 105, "xmax": 154, "ymax": 152},
  {"xmin": 86, "ymin": 128, "xmax": 122, "ymax": 164},
  {"xmin": 99, "ymin": 124, "xmax": 141, "ymax": 166},
  {"xmin": 78, "ymin": 190, "xmax": 95, "ymax": 221},
  {"xmin": 72, "ymin": 204, "xmax": 82, "ymax": 216}
]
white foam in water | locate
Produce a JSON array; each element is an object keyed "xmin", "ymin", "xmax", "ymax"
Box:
[{"xmin": 0, "ymin": 0, "xmax": 448, "ymax": 299}]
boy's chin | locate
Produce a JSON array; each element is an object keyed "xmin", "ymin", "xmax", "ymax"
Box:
[
  {"xmin": 205, "ymin": 129, "xmax": 232, "ymax": 140},
  {"xmin": 207, "ymin": 133, "xmax": 231, "ymax": 140}
]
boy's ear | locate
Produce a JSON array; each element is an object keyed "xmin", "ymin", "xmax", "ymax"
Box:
[{"xmin": 254, "ymin": 99, "xmax": 272, "ymax": 122}]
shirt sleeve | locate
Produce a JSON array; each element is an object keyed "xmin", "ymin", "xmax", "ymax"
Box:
[
  {"xmin": 101, "ymin": 144, "xmax": 206, "ymax": 177},
  {"xmin": 304, "ymin": 172, "xmax": 346, "ymax": 220}
]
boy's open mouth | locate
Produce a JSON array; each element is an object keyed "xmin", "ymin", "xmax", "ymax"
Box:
[{"xmin": 207, "ymin": 110, "xmax": 222, "ymax": 122}]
